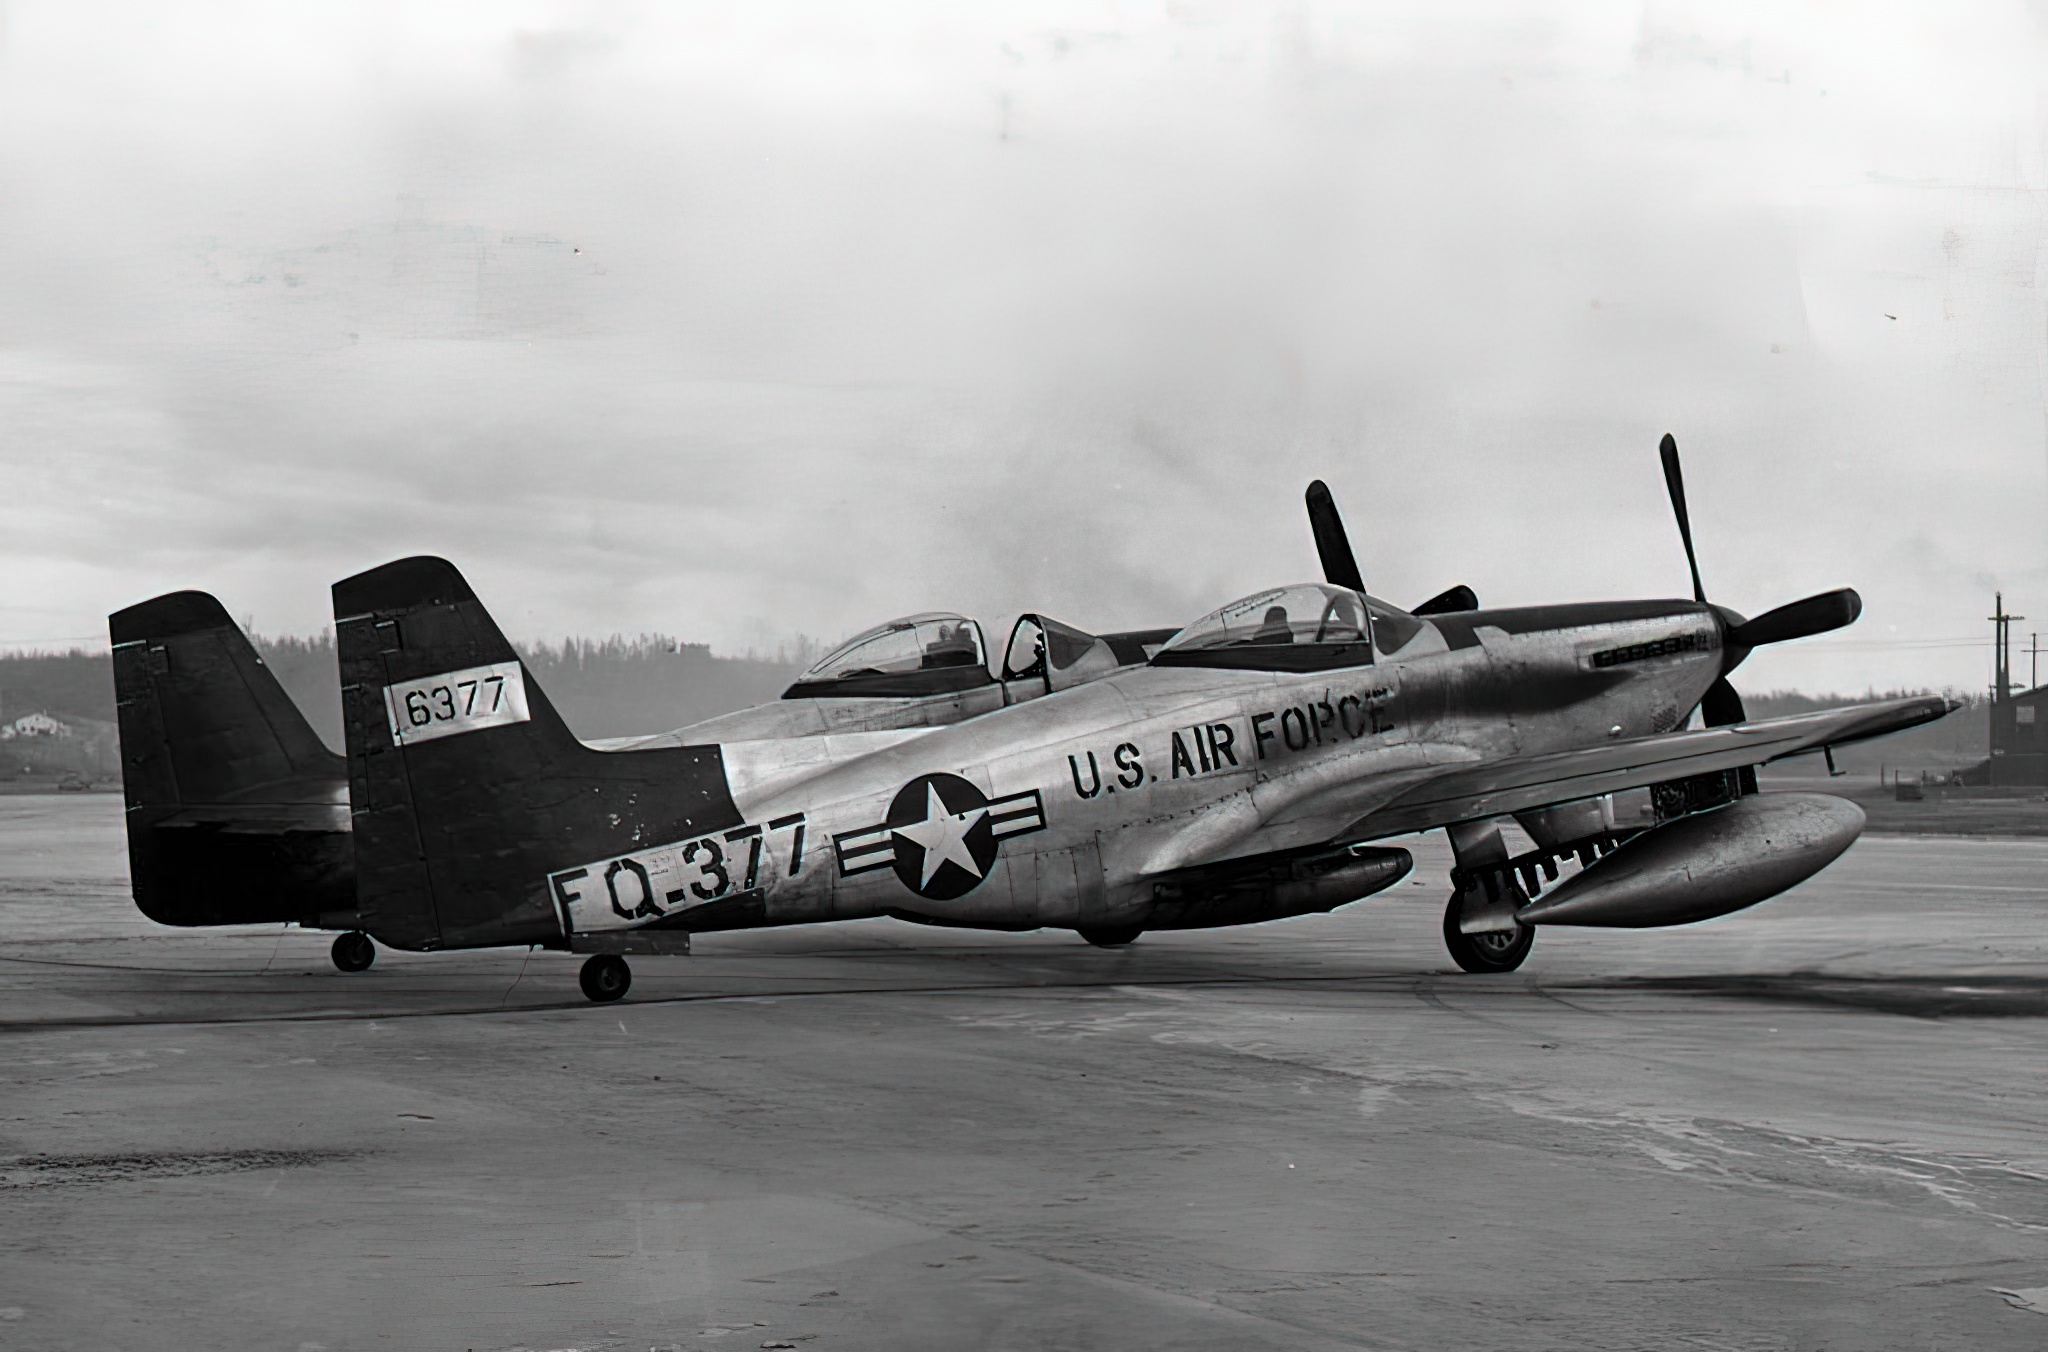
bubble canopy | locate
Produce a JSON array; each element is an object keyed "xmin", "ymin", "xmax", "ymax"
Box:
[
  {"xmin": 1151, "ymin": 584, "xmax": 1423, "ymax": 671},
  {"xmin": 783, "ymin": 613, "xmax": 994, "ymax": 699}
]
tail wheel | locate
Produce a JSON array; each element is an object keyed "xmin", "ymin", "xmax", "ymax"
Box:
[
  {"xmin": 330, "ymin": 931, "xmax": 376, "ymax": 973},
  {"xmin": 1078, "ymin": 926, "xmax": 1142, "ymax": 948},
  {"xmin": 578, "ymin": 954, "xmax": 632, "ymax": 1003},
  {"xmin": 1442, "ymin": 893, "xmax": 1534, "ymax": 974}
]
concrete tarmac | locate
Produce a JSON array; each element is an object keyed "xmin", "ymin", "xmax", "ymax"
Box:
[{"xmin": 2, "ymin": 793, "xmax": 2046, "ymax": 1350}]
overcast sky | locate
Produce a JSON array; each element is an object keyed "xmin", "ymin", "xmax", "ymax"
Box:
[{"xmin": 3, "ymin": 1, "xmax": 2046, "ymax": 693}]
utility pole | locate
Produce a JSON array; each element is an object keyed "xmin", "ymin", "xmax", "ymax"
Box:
[
  {"xmin": 1990, "ymin": 594, "xmax": 2025, "ymax": 777},
  {"xmin": 1990, "ymin": 594, "xmax": 2021, "ymax": 704},
  {"xmin": 2031, "ymin": 632, "xmax": 2040, "ymax": 693}
]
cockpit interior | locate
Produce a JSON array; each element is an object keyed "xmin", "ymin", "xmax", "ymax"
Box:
[
  {"xmin": 782, "ymin": 613, "xmax": 994, "ymax": 700},
  {"xmin": 782, "ymin": 611, "xmax": 1176, "ymax": 705},
  {"xmin": 782, "ymin": 584, "xmax": 1425, "ymax": 704},
  {"xmin": 1150, "ymin": 583, "xmax": 1434, "ymax": 672}
]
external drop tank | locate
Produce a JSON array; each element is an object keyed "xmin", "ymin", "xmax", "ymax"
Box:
[{"xmin": 1515, "ymin": 793, "xmax": 1865, "ymax": 929}]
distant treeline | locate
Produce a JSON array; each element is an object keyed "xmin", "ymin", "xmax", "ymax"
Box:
[
  {"xmin": 0, "ymin": 639, "xmax": 1990, "ymax": 778},
  {"xmin": 0, "ymin": 634, "xmax": 805, "ymax": 756},
  {"xmin": 0, "ymin": 649, "xmax": 117, "ymax": 729},
  {"xmin": 523, "ymin": 637, "xmax": 806, "ymax": 742}
]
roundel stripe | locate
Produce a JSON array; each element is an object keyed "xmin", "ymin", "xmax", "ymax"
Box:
[{"xmin": 831, "ymin": 774, "xmax": 1049, "ymax": 899}]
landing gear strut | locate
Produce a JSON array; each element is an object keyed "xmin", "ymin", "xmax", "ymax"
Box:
[
  {"xmin": 1442, "ymin": 889, "xmax": 1534, "ymax": 974},
  {"xmin": 1442, "ymin": 819, "xmax": 1534, "ymax": 974},
  {"xmin": 330, "ymin": 931, "xmax": 376, "ymax": 973},
  {"xmin": 579, "ymin": 954, "xmax": 632, "ymax": 1003},
  {"xmin": 1078, "ymin": 926, "xmax": 1142, "ymax": 948}
]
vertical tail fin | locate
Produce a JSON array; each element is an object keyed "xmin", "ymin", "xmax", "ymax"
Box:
[
  {"xmin": 332, "ymin": 557, "xmax": 741, "ymax": 952},
  {"xmin": 108, "ymin": 592, "xmax": 352, "ymax": 926}
]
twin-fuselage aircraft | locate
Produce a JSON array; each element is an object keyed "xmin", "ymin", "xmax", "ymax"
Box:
[{"xmin": 112, "ymin": 438, "xmax": 1951, "ymax": 1001}]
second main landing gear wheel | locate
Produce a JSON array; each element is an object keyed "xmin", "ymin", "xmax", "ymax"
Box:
[
  {"xmin": 330, "ymin": 931, "xmax": 376, "ymax": 973},
  {"xmin": 1078, "ymin": 926, "xmax": 1143, "ymax": 948},
  {"xmin": 578, "ymin": 954, "xmax": 632, "ymax": 1003},
  {"xmin": 1442, "ymin": 891, "xmax": 1534, "ymax": 974}
]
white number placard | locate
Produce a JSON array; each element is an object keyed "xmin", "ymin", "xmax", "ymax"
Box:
[{"xmin": 383, "ymin": 661, "xmax": 530, "ymax": 746}]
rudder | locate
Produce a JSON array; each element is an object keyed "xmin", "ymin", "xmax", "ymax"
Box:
[{"xmin": 332, "ymin": 557, "xmax": 742, "ymax": 952}]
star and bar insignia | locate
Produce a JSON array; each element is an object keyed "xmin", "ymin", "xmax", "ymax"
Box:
[{"xmin": 832, "ymin": 772, "xmax": 1048, "ymax": 901}]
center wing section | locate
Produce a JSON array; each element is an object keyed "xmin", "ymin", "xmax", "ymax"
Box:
[{"xmin": 1335, "ymin": 694, "xmax": 1951, "ymax": 843}]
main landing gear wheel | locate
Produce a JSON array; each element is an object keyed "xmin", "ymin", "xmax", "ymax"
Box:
[
  {"xmin": 330, "ymin": 931, "xmax": 376, "ymax": 973},
  {"xmin": 1442, "ymin": 894, "xmax": 1534, "ymax": 974},
  {"xmin": 578, "ymin": 954, "xmax": 632, "ymax": 1003},
  {"xmin": 1078, "ymin": 926, "xmax": 1143, "ymax": 948}
]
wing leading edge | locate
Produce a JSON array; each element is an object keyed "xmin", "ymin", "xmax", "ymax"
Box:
[{"xmin": 1335, "ymin": 694, "xmax": 1952, "ymax": 843}]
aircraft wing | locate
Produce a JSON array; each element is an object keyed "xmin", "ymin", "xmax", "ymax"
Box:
[{"xmin": 1337, "ymin": 694, "xmax": 1952, "ymax": 842}]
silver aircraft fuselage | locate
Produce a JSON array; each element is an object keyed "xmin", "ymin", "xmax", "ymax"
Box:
[{"xmin": 550, "ymin": 598, "xmax": 1723, "ymax": 938}]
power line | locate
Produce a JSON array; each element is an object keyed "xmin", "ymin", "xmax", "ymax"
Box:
[
  {"xmin": 1773, "ymin": 637, "xmax": 1992, "ymax": 650},
  {"xmin": 0, "ymin": 636, "xmax": 108, "ymax": 650}
]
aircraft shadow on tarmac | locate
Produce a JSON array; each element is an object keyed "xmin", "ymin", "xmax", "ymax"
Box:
[
  {"xmin": 0, "ymin": 935, "xmax": 1460, "ymax": 1029},
  {"xmin": 17, "ymin": 930, "xmax": 2048, "ymax": 1027},
  {"xmin": 1554, "ymin": 972, "xmax": 2048, "ymax": 1019}
]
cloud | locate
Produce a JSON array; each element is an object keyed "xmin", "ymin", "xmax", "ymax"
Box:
[{"xmin": 0, "ymin": 0, "xmax": 2043, "ymax": 695}]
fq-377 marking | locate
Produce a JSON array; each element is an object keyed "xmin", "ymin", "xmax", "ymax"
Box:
[{"xmin": 549, "ymin": 812, "xmax": 808, "ymax": 933}]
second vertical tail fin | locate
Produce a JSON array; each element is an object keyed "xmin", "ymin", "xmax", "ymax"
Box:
[{"xmin": 109, "ymin": 592, "xmax": 353, "ymax": 926}]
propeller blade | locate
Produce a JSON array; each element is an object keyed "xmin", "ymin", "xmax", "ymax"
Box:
[
  {"xmin": 1412, "ymin": 585, "xmax": 1478, "ymax": 616},
  {"xmin": 1726, "ymin": 588, "xmax": 1862, "ymax": 648},
  {"xmin": 1305, "ymin": 480, "xmax": 1365, "ymax": 593},
  {"xmin": 1659, "ymin": 433, "xmax": 1708, "ymax": 604},
  {"xmin": 1699, "ymin": 677, "xmax": 1746, "ymax": 727}
]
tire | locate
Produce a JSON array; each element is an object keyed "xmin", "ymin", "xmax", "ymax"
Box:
[
  {"xmin": 578, "ymin": 954, "xmax": 632, "ymax": 1003},
  {"xmin": 1442, "ymin": 893, "xmax": 1534, "ymax": 974},
  {"xmin": 1078, "ymin": 926, "xmax": 1142, "ymax": 948},
  {"xmin": 330, "ymin": 931, "xmax": 376, "ymax": 973}
]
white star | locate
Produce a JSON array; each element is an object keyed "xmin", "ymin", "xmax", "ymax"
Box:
[{"xmin": 892, "ymin": 783, "xmax": 988, "ymax": 888}]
